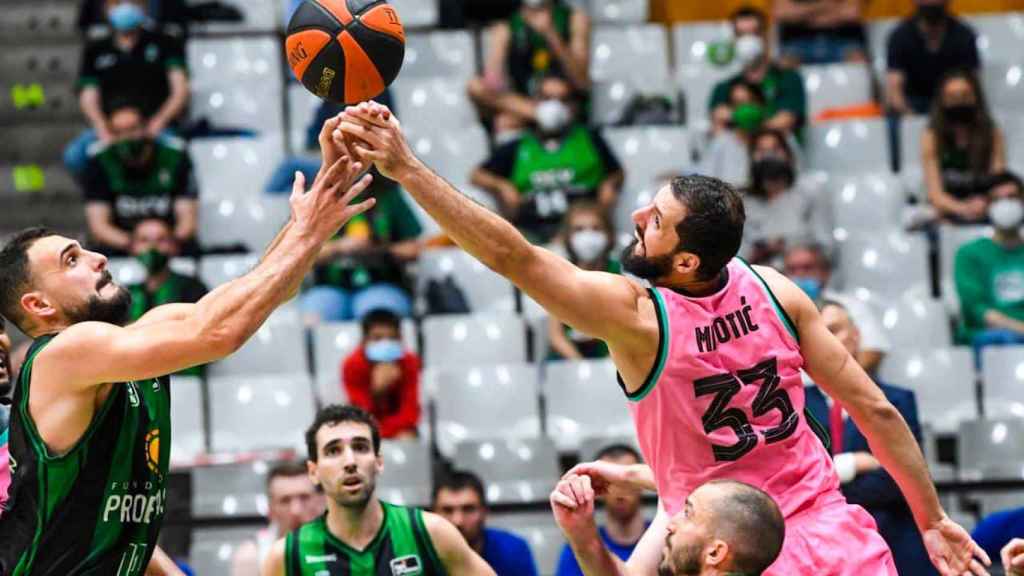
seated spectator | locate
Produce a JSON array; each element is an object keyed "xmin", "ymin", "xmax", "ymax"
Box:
[
  {"xmin": 955, "ymin": 172, "xmax": 1024, "ymax": 353},
  {"xmin": 82, "ymin": 104, "xmax": 198, "ymax": 256},
  {"xmin": 699, "ymin": 81, "xmax": 768, "ymax": 187},
  {"xmin": 0, "ymin": 318, "xmax": 12, "ymax": 513},
  {"xmin": 922, "ymin": 70, "xmax": 1006, "ymax": 224},
  {"xmin": 741, "ymin": 129, "xmax": 825, "ymax": 266},
  {"xmin": 973, "ymin": 507, "xmax": 1024, "ymax": 570},
  {"xmin": 68, "ymin": 0, "xmax": 189, "ymax": 177},
  {"xmin": 783, "ymin": 243, "xmax": 890, "ymax": 372},
  {"xmin": 886, "ymin": 0, "xmax": 979, "ymax": 116},
  {"xmin": 805, "ymin": 301, "xmax": 933, "ymax": 576},
  {"xmin": 555, "ymin": 444, "xmax": 648, "ymax": 576},
  {"xmin": 548, "ymin": 202, "xmax": 620, "ymax": 360},
  {"xmin": 78, "ymin": 0, "xmax": 189, "ymax": 34},
  {"xmin": 472, "ymin": 75, "xmax": 624, "ymax": 244},
  {"xmin": 468, "ymin": 0, "xmax": 590, "ymax": 137},
  {"xmin": 301, "ymin": 176, "xmax": 420, "ymax": 324},
  {"xmin": 773, "ymin": 0, "xmax": 867, "ymax": 65},
  {"xmin": 710, "ymin": 7, "xmax": 807, "ymax": 139},
  {"xmin": 342, "ymin": 309, "xmax": 420, "ymax": 440},
  {"xmin": 231, "ymin": 461, "xmax": 324, "ymax": 576},
  {"xmin": 433, "ymin": 471, "xmax": 539, "ymax": 576}
]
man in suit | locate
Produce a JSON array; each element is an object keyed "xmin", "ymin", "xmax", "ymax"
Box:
[{"xmin": 806, "ymin": 300, "xmax": 935, "ymax": 576}]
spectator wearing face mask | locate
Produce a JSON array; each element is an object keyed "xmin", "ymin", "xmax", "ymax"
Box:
[
  {"xmin": 341, "ymin": 309, "xmax": 420, "ymax": 440},
  {"xmin": 923, "ymin": 70, "xmax": 1006, "ymax": 224},
  {"xmin": 886, "ymin": 0, "xmax": 979, "ymax": 116},
  {"xmin": 67, "ymin": 0, "xmax": 189, "ymax": 178},
  {"xmin": 548, "ymin": 202, "xmax": 620, "ymax": 360},
  {"xmin": 740, "ymin": 129, "xmax": 827, "ymax": 266},
  {"xmin": 955, "ymin": 172, "xmax": 1024, "ymax": 356},
  {"xmin": 472, "ymin": 75, "xmax": 624, "ymax": 244},
  {"xmin": 82, "ymin": 103, "xmax": 198, "ymax": 256},
  {"xmin": 772, "ymin": 0, "xmax": 868, "ymax": 66},
  {"xmin": 699, "ymin": 81, "xmax": 768, "ymax": 187},
  {"xmin": 709, "ymin": 6, "xmax": 807, "ymax": 140}
]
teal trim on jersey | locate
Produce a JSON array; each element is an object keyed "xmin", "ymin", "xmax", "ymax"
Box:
[
  {"xmin": 626, "ymin": 287, "xmax": 670, "ymax": 402},
  {"xmin": 0, "ymin": 428, "xmax": 7, "ymax": 447},
  {"xmin": 737, "ymin": 258, "xmax": 800, "ymax": 343}
]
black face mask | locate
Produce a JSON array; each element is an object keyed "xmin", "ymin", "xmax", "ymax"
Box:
[
  {"xmin": 752, "ymin": 157, "xmax": 795, "ymax": 188},
  {"xmin": 944, "ymin": 103, "xmax": 977, "ymax": 124},
  {"xmin": 917, "ymin": 4, "xmax": 948, "ymax": 24}
]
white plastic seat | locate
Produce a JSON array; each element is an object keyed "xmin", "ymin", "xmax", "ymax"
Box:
[
  {"xmin": 403, "ymin": 31, "xmax": 477, "ymax": 81},
  {"xmin": 957, "ymin": 418, "xmax": 1024, "ymax": 480},
  {"xmin": 107, "ymin": 257, "xmax": 196, "ymax": 287},
  {"xmin": 427, "ymin": 363, "xmax": 541, "ymax": 456},
  {"xmin": 404, "ymin": 124, "xmax": 489, "ymax": 189},
  {"xmin": 208, "ymin": 373, "xmax": 316, "ymax": 453},
  {"xmin": 826, "ymin": 172, "xmax": 906, "ymax": 242},
  {"xmin": 937, "ymin": 224, "xmax": 992, "ymax": 314},
  {"xmin": 591, "ymin": 25, "xmax": 671, "ymax": 84},
  {"xmin": 190, "ymin": 85, "xmax": 285, "ymax": 134},
  {"xmin": 187, "ymin": 37, "xmax": 282, "ymax": 90},
  {"xmin": 671, "ymin": 21, "xmax": 737, "ymax": 72},
  {"xmin": 190, "ymin": 136, "xmax": 284, "ymax": 202},
  {"xmin": 198, "ymin": 196, "xmax": 291, "ymax": 253},
  {"xmin": 968, "ymin": 12, "xmax": 1024, "ymax": 65},
  {"xmin": 898, "ymin": 115, "xmax": 929, "ymax": 199},
  {"xmin": 453, "ymin": 438, "xmax": 559, "ymax": 504},
  {"xmin": 189, "ymin": 527, "xmax": 257, "ymax": 576},
  {"xmin": 676, "ymin": 64, "xmax": 740, "ymax": 131},
  {"xmin": 287, "ymin": 83, "xmax": 321, "ymax": 153},
  {"xmin": 388, "ymin": 0, "xmax": 440, "ymax": 28},
  {"xmin": 393, "ymin": 78, "xmax": 478, "ymax": 133},
  {"xmin": 877, "ymin": 347, "xmax": 977, "ymax": 433},
  {"xmin": 602, "ymin": 126, "xmax": 691, "ymax": 191},
  {"xmin": 0, "ymin": 2, "xmax": 80, "ymax": 42},
  {"xmin": 421, "ymin": 314, "xmax": 527, "ymax": 367},
  {"xmin": 378, "ymin": 440, "xmax": 433, "ymax": 507},
  {"xmin": 998, "ymin": 114, "xmax": 1024, "ymax": 168},
  {"xmin": 589, "ymin": 0, "xmax": 649, "ymax": 24},
  {"xmin": 613, "ymin": 183, "xmax": 658, "ymax": 248},
  {"xmin": 187, "ymin": 0, "xmax": 280, "ymax": 33},
  {"xmin": 981, "ymin": 347, "xmax": 1024, "ymax": 420},
  {"xmin": 866, "ymin": 17, "xmax": 900, "ymax": 75},
  {"xmin": 312, "ymin": 321, "xmax": 418, "ymax": 406},
  {"xmin": 191, "ymin": 461, "xmax": 270, "ymax": 518},
  {"xmin": 488, "ymin": 512, "xmax": 565, "ymax": 575},
  {"xmin": 198, "ymin": 254, "xmax": 260, "ymax": 288},
  {"xmin": 807, "ymin": 118, "xmax": 890, "ymax": 173},
  {"xmin": 871, "ymin": 295, "xmax": 952, "ymax": 351},
  {"xmin": 836, "ymin": 231, "xmax": 930, "ymax": 299},
  {"xmin": 208, "ymin": 307, "xmax": 306, "ymax": 377},
  {"xmin": 803, "ymin": 64, "xmax": 873, "ymax": 118},
  {"xmin": 590, "ymin": 75, "xmax": 677, "ymax": 126},
  {"xmin": 981, "ymin": 64, "xmax": 1024, "ymax": 114},
  {"xmin": 417, "ymin": 248, "xmax": 516, "ymax": 314},
  {"xmin": 170, "ymin": 375, "xmax": 206, "ymax": 465},
  {"xmin": 544, "ymin": 360, "xmax": 633, "ymax": 452}
]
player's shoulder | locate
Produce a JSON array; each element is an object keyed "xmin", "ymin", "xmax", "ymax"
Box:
[
  {"xmin": 748, "ymin": 264, "xmax": 813, "ymax": 316},
  {"xmin": 37, "ymin": 323, "xmax": 120, "ymax": 360}
]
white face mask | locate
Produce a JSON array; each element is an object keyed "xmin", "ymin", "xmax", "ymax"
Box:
[
  {"xmin": 734, "ymin": 34, "xmax": 765, "ymax": 67},
  {"xmin": 988, "ymin": 198, "xmax": 1024, "ymax": 230},
  {"xmin": 570, "ymin": 229, "xmax": 609, "ymax": 262},
  {"xmin": 535, "ymin": 99, "xmax": 572, "ymax": 134}
]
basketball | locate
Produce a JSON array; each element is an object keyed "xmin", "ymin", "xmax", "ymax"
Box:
[{"xmin": 286, "ymin": 0, "xmax": 405, "ymax": 104}]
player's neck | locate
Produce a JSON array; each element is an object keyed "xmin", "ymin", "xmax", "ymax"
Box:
[
  {"xmin": 664, "ymin": 269, "xmax": 729, "ymax": 298},
  {"xmin": 325, "ymin": 496, "xmax": 384, "ymax": 550}
]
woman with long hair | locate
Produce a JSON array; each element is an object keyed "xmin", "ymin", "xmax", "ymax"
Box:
[{"xmin": 922, "ymin": 69, "xmax": 1006, "ymax": 223}]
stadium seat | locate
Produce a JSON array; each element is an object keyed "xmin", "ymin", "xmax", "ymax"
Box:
[
  {"xmin": 866, "ymin": 18, "xmax": 899, "ymax": 75},
  {"xmin": 589, "ymin": 0, "xmax": 650, "ymax": 24},
  {"xmin": 826, "ymin": 172, "xmax": 906, "ymax": 241},
  {"xmin": 981, "ymin": 63, "xmax": 1024, "ymax": 114},
  {"xmin": 957, "ymin": 418, "xmax": 1024, "ymax": 480},
  {"xmin": 671, "ymin": 21, "xmax": 737, "ymax": 71},
  {"xmin": 208, "ymin": 307, "xmax": 306, "ymax": 377},
  {"xmin": 968, "ymin": 12, "xmax": 1024, "ymax": 65},
  {"xmin": 613, "ymin": 183, "xmax": 657, "ymax": 247},
  {"xmin": 421, "ymin": 314, "xmax": 528, "ymax": 367},
  {"xmin": 389, "ymin": 0, "xmax": 440, "ymax": 28},
  {"xmin": 378, "ymin": 440, "xmax": 433, "ymax": 507},
  {"xmin": 188, "ymin": 0, "xmax": 280, "ymax": 33},
  {"xmin": 198, "ymin": 196, "xmax": 291, "ymax": 253},
  {"xmin": 803, "ymin": 64, "xmax": 873, "ymax": 119},
  {"xmin": 197, "ymin": 254, "xmax": 260, "ymax": 288},
  {"xmin": 871, "ymin": 295, "xmax": 953, "ymax": 351},
  {"xmin": 454, "ymin": 438, "xmax": 559, "ymax": 504},
  {"xmin": 170, "ymin": 375, "xmax": 206, "ymax": 465},
  {"xmin": 403, "ymin": 31, "xmax": 477, "ymax": 81},
  {"xmin": 998, "ymin": 113, "xmax": 1024, "ymax": 168},
  {"xmin": 416, "ymin": 248, "xmax": 517, "ymax": 314},
  {"xmin": 980, "ymin": 347, "xmax": 1024, "ymax": 420},
  {"xmin": 877, "ymin": 347, "xmax": 977, "ymax": 433},
  {"xmin": 543, "ymin": 360, "xmax": 633, "ymax": 452},
  {"xmin": 286, "ymin": 83, "xmax": 320, "ymax": 153},
  {"xmin": 106, "ymin": 257, "xmax": 196, "ymax": 287},
  {"xmin": 0, "ymin": 2, "xmax": 79, "ymax": 42},
  {"xmin": 312, "ymin": 320, "xmax": 418, "ymax": 406},
  {"xmin": 187, "ymin": 37, "xmax": 282, "ymax": 90},
  {"xmin": 937, "ymin": 224, "xmax": 992, "ymax": 313},
  {"xmin": 489, "ymin": 512, "xmax": 565, "ymax": 575},
  {"xmin": 208, "ymin": 373, "xmax": 316, "ymax": 453},
  {"xmin": 427, "ymin": 363, "xmax": 542, "ymax": 456},
  {"xmin": 0, "ymin": 81, "xmax": 79, "ymax": 125},
  {"xmin": 190, "ymin": 136, "xmax": 285, "ymax": 202},
  {"xmin": 402, "ymin": 123, "xmax": 489, "ymax": 188},
  {"xmin": 897, "ymin": 115, "xmax": 928, "ymax": 198},
  {"xmin": 191, "ymin": 461, "xmax": 270, "ymax": 518},
  {"xmin": 591, "ymin": 25, "xmax": 671, "ymax": 84},
  {"xmin": 807, "ymin": 118, "xmax": 890, "ymax": 173},
  {"xmin": 0, "ymin": 46, "xmax": 80, "ymax": 83},
  {"xmin": 578, "ymin": 435, "xmax": 642, "ymax": 462},
  {"xmin": 590, "ymin": 75, "xmax": 678, "ymax": 126},
  {"xmin": 190, "ymin": 84, "xmax": 285, "ymax": 134},
  {"xmin": 836, "ymin": 231, "xmax": 930, "ymax": 299},
  {"xmin": 189, "ymin": 527, "xmax": 257, "ymax": 576},
  {"xmin": 393, "ymin": 78, "xmax": 479, "ymax": 133},
  {"xmin": 603, "ymin": 126, "xmax": 692, "ymax": 192},
  {"xmin": 676, "ymin": 64, "xmax": 737, "ymax": 131}
]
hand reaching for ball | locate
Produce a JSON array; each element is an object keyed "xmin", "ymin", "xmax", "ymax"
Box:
[{"xmin": 336, "ymin": 102, "xmax": 421, "ymax": 182}]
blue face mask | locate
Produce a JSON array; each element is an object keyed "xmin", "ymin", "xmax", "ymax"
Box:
[
  {"xmin": 109, "ymin": 2, "xmax": 146, "ymax": 31},
  {"xmin": 365, "ymin": 339, "xmax": 403, "ymax": 363},
  {"xmin": 792, "ymin": 276, "xmax": 823, "ymax": 302}
]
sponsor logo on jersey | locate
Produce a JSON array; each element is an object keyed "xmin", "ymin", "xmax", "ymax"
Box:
[
  {"xmin": 102, "ymin": 486, "xmax": 166, "ymax": 525},
  {"xmin": 390, "ymin": 555, "xmax": 422, "ymax": 576},
  {"xmin": 145, "ymin": 428, "xmax": 162, "ymax": 479},
  {"xmin": 304, "ymin": 554, "xmax": 337, "ymax": 564}
]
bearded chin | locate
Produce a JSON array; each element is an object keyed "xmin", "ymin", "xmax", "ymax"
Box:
[
  {"xmin": 67, "ymin": 286, "xmax": 133, "ymax": 327},
  {"xmin": 620, "ymin": 240, "xmax": 674, "ymax": 280}
]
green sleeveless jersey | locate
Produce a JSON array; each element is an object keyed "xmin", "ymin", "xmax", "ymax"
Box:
[
  {"xmin": 0, "ymin": 334, "xmax": 172, "ymax": 576},
  {"xmin": 285, "ymin": 502, "xmax": 446, "ymax": 576}
]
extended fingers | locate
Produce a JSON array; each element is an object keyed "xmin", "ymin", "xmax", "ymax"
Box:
[
  {"xmin": 290, "ymin": 171, "xmax": 306, "ymax": 197},
  {"xmin": 337, "ymin": 173, "xmax": 374, "ymax": 206},
  {"xmin": 972, "ymin": 540, "xmax": 991, "ymax": 567},
  {"xmin": 338, "ymin": 121, "xmax": 386, "ymax": 149}
]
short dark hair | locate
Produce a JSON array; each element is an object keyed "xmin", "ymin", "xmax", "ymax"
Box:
[
  {"xmin": 671, "ymin": 176, "xmax": 745, "ymax": 281},
  {"xmin": 730, "ymin": 6, "xmax": 767, "ymax": 32},
  {"xmin": 986, "ymin": 171, "xmax": 1024, "ymax": 196},
  {"xmin": 595, "ymin": 443, "xmax": 641, "ymax": 463},
  {"xmin": 433, "ymin": 470, "xmax": 487, "ymax": 508},
  {"xmin": 707, "ymin": 480, "xmax": 785, "ymax": 575},
  {"xmin": 784, "ymin": 241, "xmax": 831, "ymax": 268},
  {"xmin": 0, "ymin": 228, "xmax": 57, "ymax": 333},
  {"xmin": 305, "ymin": 404, "xmax": 381, "ymax": 462},
  {"xmin": 360, "ymin": 308, "xmax": 401, "ymax": 337},
  {"xmin": 266, "ymin": 461, "xmax": 309, "ymax": 489}
]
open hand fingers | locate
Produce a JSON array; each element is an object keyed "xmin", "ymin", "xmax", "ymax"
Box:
[
  {"xmin": 338, "ymin": 121, "xmax": 386, "ymax": 150},
  {"xmin": 972, "ymin": 539, "xmax": 991, "ymax": 567},
  {"xmin": 337, "ymin": 173, "xmax": 374, "ymax": 208},
  {"xmin": 965, "ymin": 557, "xmax": 989, "ymax": 576},
  {"xmin": 290, "ymin": 171, "xmax": 306, "ymax": 200},
  {"xmin": 345, "ymin": 102, "xmax": 393, "ymax": 127},
  {"xmin": 550, "ymin": 485, "xmax": 577, "ymax": 510}
]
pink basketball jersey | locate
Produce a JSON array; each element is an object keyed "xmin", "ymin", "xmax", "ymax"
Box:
[{"xmin": 628, "ymin": 258, "xmax": 840, "ymax": 518}]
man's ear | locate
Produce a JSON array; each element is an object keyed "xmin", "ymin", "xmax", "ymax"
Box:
[
  {"xmin": 704, "ymin": 539, "xmax": 729, "ymax": 568},
  {"xmin": 676, "ymin": 252, "xmax": 701, "ymax": 277},
  {"xmin": 307, "ymin": 460, "xmax": 320, "ymax": 489},
  {"xmin": 21, "ymin": 291, "xmax": 55, "ymax": 325}
]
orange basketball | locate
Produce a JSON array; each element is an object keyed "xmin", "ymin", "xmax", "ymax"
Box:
[{"xmin": 285, "ymin": 0, "xmax": 405, "ymax": 104}]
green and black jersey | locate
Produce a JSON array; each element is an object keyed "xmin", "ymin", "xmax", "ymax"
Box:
[
  {"xmin": 0, "ymin": 335, "xmax": 171, "ymax": 576},
  {"xmin": 285, "ymin": 502, "xmax": 446, "ymax": 576}
]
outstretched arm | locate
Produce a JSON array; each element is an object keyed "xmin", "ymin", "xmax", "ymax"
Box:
[
  {"xmin": 260, "ymin": 539, "xmax": 286, "ymax": 576},
  {"xmin": 422, "ymin": 512, "xmax": 496, "ymax": 575}
]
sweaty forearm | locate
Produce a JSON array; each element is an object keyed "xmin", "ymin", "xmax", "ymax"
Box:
[{"xmin": 568, "ymin": 531, "xmax": 629, "ymax": 576}]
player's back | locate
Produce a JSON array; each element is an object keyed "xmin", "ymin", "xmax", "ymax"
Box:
[{"xmin": 628, "ymin": 258, "xmax": 840, "ymax": 518}]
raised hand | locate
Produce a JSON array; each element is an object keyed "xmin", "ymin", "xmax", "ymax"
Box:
[
  {"xmin": 565, "ymin": 460, "xmax": 656, "ymax": 495},
  {"xmin": 1003, "ymin": 539, "xmax": 1024, "ymax": 576},
  {"xmin": 289, "ymin": 155, "xmax": 376, "ymax": 245},
  {"xmin": 549, "ymin": 474, "xmax": 597, "ymax": 540},
  {"xmin": 923, "ymin": 516, "xmax": 991, "ymax": 576},
  {"xmin": 336, "ymin": 102, "xmax": 421, "ymax": 182}
]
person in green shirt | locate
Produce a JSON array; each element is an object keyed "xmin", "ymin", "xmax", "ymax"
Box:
[
  {"xmin": 955, "ymin": 172, "xmax": 1024, "ymax": 356},
  {"xmin": 262, "ymin": 405, "xmax": 495, "ymax": 576},
  {"xmin": 708, "ymin": 7, "xmax": 807, "ymax": 141}
]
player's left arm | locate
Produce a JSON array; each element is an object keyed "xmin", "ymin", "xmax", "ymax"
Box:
[
  {"xmin": 422, "ymin": 511, "xmax": 497, "ymax": 576},
  {"xmin": 759, "ymin": 265, "xmax": 991, "ymax": 575},
  {"xmin": 260, "ymin": 538, "xmax": 287, "ymax": 576}
]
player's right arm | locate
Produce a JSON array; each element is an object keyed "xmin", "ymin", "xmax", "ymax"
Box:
[{"xmin": 260, "ymin": 538, "xmax": 287, "ymax": 576}]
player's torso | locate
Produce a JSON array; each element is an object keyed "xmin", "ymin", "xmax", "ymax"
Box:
[
  {"xmin": 628, "ymin": 259, "xmax": 839, "ymax": 518},
  {"xmin": 0, "ymin": 335, "xmax": 171, "ymax": 576},
  {"xmin": 286, "ymin": 503, "xmax": 446, "ymax": 576}
]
